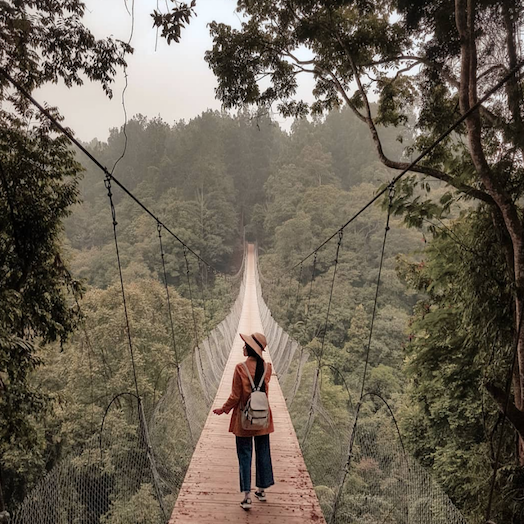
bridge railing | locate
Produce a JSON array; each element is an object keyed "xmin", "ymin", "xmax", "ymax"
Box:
[
  {"xmin": 12, "ymin": 249, "xmax": 247, "ymax": 524},
  {"xmin": 254, "ymin": 249, "xmax": 468, "ymax": 524}
]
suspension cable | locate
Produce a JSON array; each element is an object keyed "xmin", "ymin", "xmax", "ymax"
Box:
[
  {"xmin": 288, "ymin": 58, "xmax": 524, "ymax": 273},
  {"xmin": 288, "ymin": 252, "xmax": 318, "ymax": 406},
  {"xmin": 359, "ymin": 184, "xmax": 395, "ymax": 399},
  {"xmin": 183, "ymin": 247, "xmax": 201, "ymax": 348},
  {"xmin": 197, "ymin": 258, "xmax": 209, "ymax": 331},
  {"xmin": 183, "ymin": 246, "xmax": 210, "ymax": 399},
  {"xmin": 304, "ymin": 251, "xmax": 318, "ymax": 328},
  {"xmin": 265, "ymin": 278, "xmax": 273, "ymax": 311},
  {"xmin": 157, "ymin": 222, "xmax": 180, "ymax": 366},
  {"xmin": 104, "ymin": 175, "xmax": 169, "ymax": 524},
  {"xmin": 105, "ymin": 174, "xmax": 140, "ymax": 399},
  {"xmin": 293, "ymin": 262, "xmax": 303, "ymax": 322},
  {"xmin": 68, "ymin": 285, "xmax": 100, "ymax": 456},
  {"xmin": 73, "ymin": 298, "xmax": 98, "ymax": 462},
  {"xmin": 319, "ymin": 230, "xmax": 344, "ymax": 363},
  {"xmin": 303, "ymin": 231, "xmax": 343, "ymax": 445},
  {"xmin": 157, "ymin": 222, "xmax": 195, "ymax": 442},
  {"xmin": 330, "ymin": 184, "xmax": 395, "ymax": 523},
  {"xmin": 0, "ymin": 67, "xmax": 224, "ymax": 275}
]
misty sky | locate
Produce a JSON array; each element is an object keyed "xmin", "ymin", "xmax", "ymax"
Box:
[{"xmin": 37, "ymin": 0, "xmax": 315, "ymax": 142}]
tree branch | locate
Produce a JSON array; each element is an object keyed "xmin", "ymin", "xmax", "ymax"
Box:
[
  {"xmin": 289, "ymin": 39, "xmax": 496, "ymax": 203},
  {"xmin": 284, "ymin": 49, "xmax": 368, "ymax": 123},
  {"xmin": 390, "ymin": 60, "xmax": 422, "ymax": 82},
  {"xmin": 486, "ymin": 381, "xmax": 524, "ymax": 438},
  {"xmin": 281, "ymin": 21, "xmax": 497, "ymax": 205},
  {"xmin": 359, "ymin": 55, "xmax": 425, "ymax": 67},
  {"xmin": 283, "ymin": 51, "xmax": 315, "ymax": 66},
  {"xmin": 343, "ymin": 39, "xmax": 496, "ymax": 204},
  {"xmin": 361, "ymin": 53, "xmax": 510, "ymax": 131},
  {"xmin": 290, "ymin": 64, "xmax": 316, "ymax": 75},
  {"xmin": 323, "ymin": 71, "xmax": 367, "ymax": 123}
]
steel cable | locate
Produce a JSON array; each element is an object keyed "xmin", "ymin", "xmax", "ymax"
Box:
[
  {"xmin": 104, "ymin": 176, "xmax": 168, "ymax": 521},
  {"xmin": 0, "ymin": 68, "xmax": 224, "ymax": 275},
  {"xmin": 104, "ymin": 175, "xmax": 140, "ymax": 400},
  {"xmin": 330, "ymin": 184, "xmax": 395, "ymax": 523},
  {"xmin": 156, "ymin": 222, "xmax": 194, "ymax": 443},
  {"xmin": 183, "ymin": 246, "xmax": 210, "ymax": 401},
  {"xmin": 303, "ymin": 230, "xmax": 343, "ymax": 446}
]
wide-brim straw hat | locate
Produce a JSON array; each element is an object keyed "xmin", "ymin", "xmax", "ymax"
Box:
[{"xmin": 240, "ymin": 332, "xmax": 267, "ymax": 358}]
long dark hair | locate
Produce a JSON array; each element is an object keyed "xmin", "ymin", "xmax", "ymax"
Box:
[{"xmin": 245, "ymin": 345, "xmax": 266, "ymax": 392}]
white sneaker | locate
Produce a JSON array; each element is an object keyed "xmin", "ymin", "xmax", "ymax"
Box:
[
  {"xmin": 240, "ymin": 497, "xmax": 252, "ymax": 510},
  {"xmin": 254, "ymin": 490, "xmax": 266, "ymax": 502}
]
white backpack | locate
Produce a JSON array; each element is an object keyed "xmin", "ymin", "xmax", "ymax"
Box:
[{"xmin": 241, "ymin": 362, "xmax": 270, "ymax": 430}]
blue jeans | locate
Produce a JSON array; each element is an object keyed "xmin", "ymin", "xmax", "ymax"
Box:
[{"xmin": 235, "ymin": 434, "xmax": 275, "ymax": 492}]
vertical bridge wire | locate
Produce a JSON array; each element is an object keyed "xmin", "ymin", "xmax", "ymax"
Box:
[
  {"xmin": 288, "ymin": 252, "xmax": 318, "ymax": 408},
  {"xmin": 330, "ymin": 184, "xmax": 395, "ymax": 524},
  {"xmin": 157, "ymin": 222, "xmax": 194, "ymax": 444},
  {"xmin": 294, "ymin": 262, "xmax": 303, "ymax": 321},
  {"xmin": 104, "ymin": 174, "xmax": 140, "ymax": 400},
  {"xmin": 183, "ymin": 246, "xmax": 211, "ymax": 402},
  {"xmin": 104, "ymin": 176, "xmax": 168, "ymax": 522},
  {"xmin": 303, "ymin": 230, "xmax": 343, "ymax": 446}
]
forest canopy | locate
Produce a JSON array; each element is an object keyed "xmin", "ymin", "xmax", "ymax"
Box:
[
  {"xmin": 1, "ymin": 0, "xmax": 523, "ymax": 523},
  {"xmin": 4, "ymin": 102, "xmax": 518, "ymax": 522}
]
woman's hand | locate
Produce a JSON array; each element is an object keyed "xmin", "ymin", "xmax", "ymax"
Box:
[{"xmin": 213, "ymin": 407, "xmax": 225, "ymax": 415}]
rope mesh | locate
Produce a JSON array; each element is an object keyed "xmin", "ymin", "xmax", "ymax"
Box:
[
  {"xmin": 12, "ymin": 246, "xmax": 468, "ymax": 524},
  {"xmin": 12, "ymin": 253, "xmax": 247, "ymax": 524},
  {"xmin": 255, "ymin": 251, "xmax": 468, "ymax": 524}
]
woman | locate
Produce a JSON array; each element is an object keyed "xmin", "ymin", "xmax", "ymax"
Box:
[{"xmin": 213, "ymin": 332, "xmax": 275, "ymax": 510}]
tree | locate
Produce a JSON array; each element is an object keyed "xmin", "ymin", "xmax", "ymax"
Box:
[
  {"xmin": 39, "ymin": 279, "xmax": 199, "ymax": 446},
  {"xmin": 0, "ymin": 1, "xmax": 129, "ymax": 107},
  {"xmin": 397, "ymin": 210, "xmax": 519, "ymax": 520},
  {"xmin": 205, "ymin": 0, "xmax": 524, "ymax": 463},
  {"xmin": 0, "ymin": 0, "xmax": 130, "ymax": 512},
  {"xmin": 0, "ymin": 113, "xmax": 83, "ymax": 512}
]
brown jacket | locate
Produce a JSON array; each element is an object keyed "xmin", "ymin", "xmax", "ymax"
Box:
[{"xmin": 222, "ymin": 357, "xmax": 274, "ymax": 437}]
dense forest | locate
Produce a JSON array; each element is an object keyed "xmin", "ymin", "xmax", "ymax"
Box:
[
  {"xmin": 1, "ymin": 0, "xmax": 524, "ymax": 523},
  {"xmin": 4, "ymin": 105, "xmax": 515, "ymax": 523}
]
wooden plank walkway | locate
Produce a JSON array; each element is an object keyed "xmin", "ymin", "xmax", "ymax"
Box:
[{"xmin": 169, "ymin": 245, "xmax": 326, "ymax": 523}]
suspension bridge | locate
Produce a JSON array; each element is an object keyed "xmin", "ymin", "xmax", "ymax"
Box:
[
  {"xmin": 169, "ymin": 245, "xmax": 325, "ymax": 523},
  {"xmin": 5, "ymin": 64, "xmax": 518, "ymax": 524},
  {"xmin": 12, "ymin": 239, "xmax": 469, "ymax": 524}
]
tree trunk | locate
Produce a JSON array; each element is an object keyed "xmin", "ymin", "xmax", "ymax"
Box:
[
  {"xmin": 502, "ymin": 0, "xmax": 524, "ymax": 150},
  {"xmin": 0, "ymin": 464, "xmax": 6, "ymax": 515},
  {"xmin": 486, "ymin": 382, "xmax": 524, "ymax": 434},
  {"xmin": 456, "ymin": 0, "xmax": 524, "ymax": 463}
]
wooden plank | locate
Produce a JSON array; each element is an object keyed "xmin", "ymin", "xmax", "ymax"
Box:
[{"xmin": 169, "ymin": 246, "xmax": 326, "ymax": 524}]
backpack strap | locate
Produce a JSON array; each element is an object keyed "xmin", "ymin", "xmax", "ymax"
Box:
[
  {"xmin": 257, "ymin": 363, "xmax": 268, "ymax": 391},
  {"xmin": 242, "ymin": 362, "xmax": 256, "ymax": 391},
  {"xmin": 241, "ymin": 362, "xmax": 268, "ymax": 392}
]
